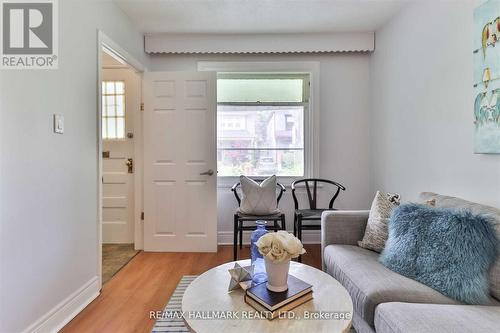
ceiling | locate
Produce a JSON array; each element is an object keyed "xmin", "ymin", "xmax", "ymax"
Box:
[{"xmin": 114, "ymin": 0, "xmax": 407, "ymax": 34}]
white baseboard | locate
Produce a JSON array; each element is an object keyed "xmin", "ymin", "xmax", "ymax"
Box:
[
  {"xmin": 23, "ymin": 276, "xmax": 100, "ymax": 333},
  {"xmin": 217, "ymin": 230, "xmax": 321, "ymax": 245}
]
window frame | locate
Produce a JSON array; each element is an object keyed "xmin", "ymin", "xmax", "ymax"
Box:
[
  {"xmin": 216, "ymin": 73, "xmax": 309, "ymax": 179},
  {"xmin": 198, "ymin": 61, "xmax": 320, "ymax": 187}
]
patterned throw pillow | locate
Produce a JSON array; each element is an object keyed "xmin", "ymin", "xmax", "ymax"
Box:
[
  {"xmin": 358, "ymin": 191, "xmax": 401, "ymax": 252},
  {"xmin": 239, "ymin": 175, "xmax": 279, "ymax": 216}
]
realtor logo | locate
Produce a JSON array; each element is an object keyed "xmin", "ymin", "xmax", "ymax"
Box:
[{"xmin": 1, "ymin": 0, "xmax": 58, "ymax": 69}]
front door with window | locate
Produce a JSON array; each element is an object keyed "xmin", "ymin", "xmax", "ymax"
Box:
[{"xmin": 102, "ymin": 69, "xmax": 139, "ymax": 243}]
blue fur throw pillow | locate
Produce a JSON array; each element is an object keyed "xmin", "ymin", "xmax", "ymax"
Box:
[{"xmin": 380, "ymin": 203, "xmax": 498, "ymax": 304}]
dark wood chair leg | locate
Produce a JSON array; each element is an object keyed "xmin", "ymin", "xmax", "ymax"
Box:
[
  {"xmin": 297, "ymin": 215, "xmax": 303, "ymax": 263},
  {"xmin": 281, "ymin": 214, "xmax": 286, "ymax": 231},
  {"xmin": 239, "ymin": 221, "xmax": 243, "ymax": 249},
  {"xmin": 274, "ymin": 220, "xmax": 279, "ymax": 232},
  {"xmin": 293, "ymin": 213, "xmax": 297, "ymax": 237},
  {"xmin": 297, "ymin": 215, "xmax": 303, "ymax": 241},
  {"xmin": 233, "ymin": 214, "xmax": 238, "ymax": 261}
]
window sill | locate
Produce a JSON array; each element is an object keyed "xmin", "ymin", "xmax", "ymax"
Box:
[{"xmin": 217, "ymin": 176, "xmax": 309, "ymax": 189}]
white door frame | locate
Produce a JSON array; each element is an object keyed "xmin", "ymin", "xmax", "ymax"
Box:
[{"xmin": 97, "ymin": 30, "xmax": 146, "ymax": 289}]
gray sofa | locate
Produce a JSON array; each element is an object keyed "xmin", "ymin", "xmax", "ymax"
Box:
[{"xmin": 321, "ymin": 192, "xmax": 500, "ymax": 333}]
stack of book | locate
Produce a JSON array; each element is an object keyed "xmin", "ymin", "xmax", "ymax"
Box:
[{"xmin": 244, "ymin": 275, "xmax": 313, "ymax": 320}]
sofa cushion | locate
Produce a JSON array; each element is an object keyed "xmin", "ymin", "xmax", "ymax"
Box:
[
  {"xmin": 375, "ymin": 302, "xmax": 500, "ymax": 333},
  {"xmin": 419, "ymin": 192, "xmax": 500, "ymax": 301},
  {"xmin": 380, "ymin": 203, "xmax": 498, "ymax": 305},
  {"xmin": 323, "ymin": 245, "xmax": 459, "ymax": 327}
]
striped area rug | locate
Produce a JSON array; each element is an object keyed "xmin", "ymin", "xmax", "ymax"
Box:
[
  {"xmin": 151, "ymin": 275, "xmax": 197, "ymax": 333},
  {"xmin": 152, "ymin": 275, "xmax": 357, "ymax": 333}
]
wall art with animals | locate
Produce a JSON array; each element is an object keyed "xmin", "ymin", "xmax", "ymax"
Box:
[{"xmin": 474, "ymin": 0, "xmax": 500, "ymax": 153}]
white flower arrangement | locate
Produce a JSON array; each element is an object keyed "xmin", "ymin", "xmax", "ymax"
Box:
[{"xmin": 256, "ymin": 231, "xmax": 306, "ymax": 263}]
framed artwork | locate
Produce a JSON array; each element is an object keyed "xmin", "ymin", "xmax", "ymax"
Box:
[{"xmin": 473, "ymin": 0, "xmax": 500, "ymax": 153}]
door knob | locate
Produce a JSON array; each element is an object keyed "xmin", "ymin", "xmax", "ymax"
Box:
[
  {"xmin": 200, "ymin": 169, "xmax": 214, "ymax": 176},
  {"xmin": 126, "ymin": 158, "xmax": 134, "ymax": 173}
]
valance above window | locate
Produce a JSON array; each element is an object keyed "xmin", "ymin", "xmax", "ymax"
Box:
[{"xmin": 144, "ymin": 32, "xmax": 374, "ymax": 54}]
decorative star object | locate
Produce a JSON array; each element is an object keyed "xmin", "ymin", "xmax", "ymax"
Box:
[{"xmin": 228, "ymin": 263, "xmax": 254, "ymax": 292}]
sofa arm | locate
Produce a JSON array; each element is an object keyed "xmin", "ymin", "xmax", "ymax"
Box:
[
  {"xmin": 321, "ymin": 210, "xmax": 369, "ymax": 249},
  {"xmin": 321, "ymin": 210, "xmax": 369, "ymax": 271}
]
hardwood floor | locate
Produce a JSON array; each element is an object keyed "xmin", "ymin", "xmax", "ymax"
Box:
[{"xmin": 61, "ymin": 245, "xmax": 321, "ymax": 333}]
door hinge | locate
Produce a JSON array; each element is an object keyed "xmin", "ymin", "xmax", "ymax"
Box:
[
  {"xmin": 141, "ymin": 212, "xmax": 144, "ymax": 221},
  {"xmin": 140, "ymin": 103, "xmax": 144, "ymax": 111}
]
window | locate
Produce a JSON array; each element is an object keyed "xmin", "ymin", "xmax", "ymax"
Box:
[
  {"xmin": 218, "ymin": 116, "xmax": 246, "ymax": 130},
  {"xmin": 285, "ymin": 114, "xmax": 294, "ymax": 131},
  {"xmin": 217, "ymin": 73, "xmax": 309, "ymax": 177},
  {"xmin": 102, "ymin": 81, "xmax": 125, "ymax": 139}
]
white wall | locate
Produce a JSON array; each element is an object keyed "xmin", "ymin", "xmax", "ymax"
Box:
[
  {"xmin": 370, "ymin": 0, "xmax": 500, "ymax": 207},
  {"xmin": 149, "ymin": 53, "xmax": 372, "ymax": 242},
  {"xmin": 6, "ymin": 0, "xmax": 500, "ymax": 330},
  {"xmin": 0, "ymin": 1, "xmax": 148, "ymax": 332}
]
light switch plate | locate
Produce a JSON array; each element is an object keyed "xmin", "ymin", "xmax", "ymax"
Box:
[{"xmin": 53, "ymin": 114, "xmax": 64, "ymax": 134}]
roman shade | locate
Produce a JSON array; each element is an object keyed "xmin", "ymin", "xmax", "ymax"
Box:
[{"xmin": 145, "ymin": 32, "xmax": 374, "ymax": 54}]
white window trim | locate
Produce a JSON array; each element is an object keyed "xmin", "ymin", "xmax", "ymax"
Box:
[{"xmin": 198, "ymin": 61, "xmax": 320, "ymax": 188}]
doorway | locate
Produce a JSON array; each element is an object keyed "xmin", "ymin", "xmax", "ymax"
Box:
[{"xmin": 98, "ymin": 32, "xmax": 144, "ymax": 286}]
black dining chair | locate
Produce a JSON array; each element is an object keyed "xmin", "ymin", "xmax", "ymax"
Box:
[
  {"xmin": 231, "ymin": 179, "xmax": 286, "ymax": 261},
  {"xmin": 291, "ymin": 178, "xmax": 346, "ymax": 260}
]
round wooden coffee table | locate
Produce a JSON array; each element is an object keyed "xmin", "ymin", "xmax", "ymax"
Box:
[{"xmin": 182, "ymin": 260, "xmax": 353, "ymax": 333}]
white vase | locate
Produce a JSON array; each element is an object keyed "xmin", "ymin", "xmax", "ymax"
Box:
[{"xmin": 264, "ymin": 257, "xmax": 290, "ymax": 292}]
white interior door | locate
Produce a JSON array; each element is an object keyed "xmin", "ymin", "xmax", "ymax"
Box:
[
  {"xmin": 102, "ymin": 69, "xmax": 140, "ymax": 244},
  {"xmin": 143, "ymin": 71, "xmax": 217, "ymax": 252}
]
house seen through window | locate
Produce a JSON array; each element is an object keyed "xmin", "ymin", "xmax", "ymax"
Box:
[
  {"xmin": 102, "ymin": 81, "xmax": 125, "ymax": 139},
  {"xmin": 217, "ymin": 74, "xmax": 309, "ymax": 177}
]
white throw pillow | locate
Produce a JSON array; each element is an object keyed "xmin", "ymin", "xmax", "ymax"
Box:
[{"xmin": 239, "ymin": 175, "xmax": 279, "ymax": 215}]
